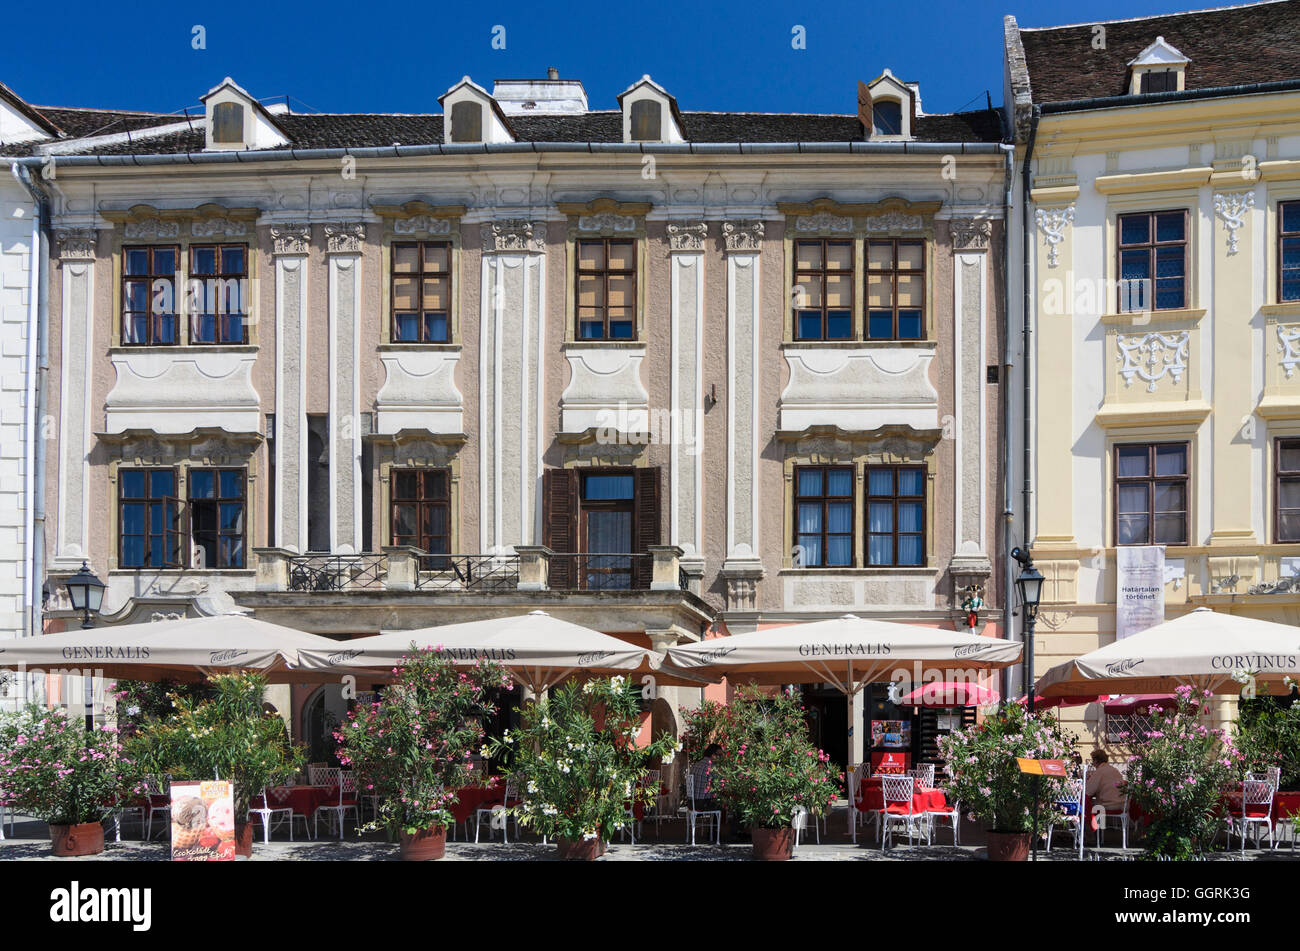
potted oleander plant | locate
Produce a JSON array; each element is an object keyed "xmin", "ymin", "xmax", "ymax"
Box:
[
  {"xmin": 938, "ymin": 703, "xmax": 1074, "ymax": 860},
  {"xmin": 707, "ymin": 686, "xmax": 841, "ymax": 861},
  {"xmin": 334, "ymin": 647, "xmax": 510, "ymax": 860},
  {"xmin": 0, "ymin": 704, "xmax": 145, "ymax": 857},
  {"xmin": 489, "ymin": 677, "xmax": 680, "ymax": 860},
  {"xmin": 129, "ymin": 672, "xmax": 305, "ymax": 857}
]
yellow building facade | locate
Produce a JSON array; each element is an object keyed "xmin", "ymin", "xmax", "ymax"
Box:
[{"xmin": 1005, "ymin": 0, "xmax": 1300, "ymax": 743}]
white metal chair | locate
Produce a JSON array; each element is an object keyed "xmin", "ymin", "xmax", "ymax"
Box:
[
  {"xmin": 1046, "ymin": 777, "xmax": 1086, "ymax": 858},
  {"xmin": 848, "ymin": 763, "xmax": 871, "ymax": 843},
  {"xmin": 1092, "ymin": 794, "xmax": 1133, "ymax": 849},
  {"xmin": 880, "ymin": 774, "xmax": 927, "ymax": 850},
  {"xmin": 911, "ymin": 763, "xmax": 936, "ymax": 787},
  {"xmin": 306, "ymin": 763, "xmax": 330, "ymax": 785},
  {"xmin": 474, "ymin": 780, "xmax": 517, "ymax": 843},
  {"xmin": 1234, "ymin": 779, "xmax": 1275, "ymax": 852},
  {"xmin": 684, "ymin": 766, "xmax": 721, "ymax": 845},
  {"xmin": 313, "ymin": 770, "xmax": 359, "ymax": 839},
  {"xmin": 144, "ymin": 776, "xmax": 172, "ymax": 841},
  {"xmin": 250, "ymin": 786, "xmax": 305, "ymax": 842},
  {"xmin": 792, "ymin": 805, "xmax": 816, "ymax": 851}
]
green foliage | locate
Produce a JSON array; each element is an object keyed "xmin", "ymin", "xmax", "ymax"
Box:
[
  {"xmin": 938, "ymin": 704, "xmax": 1075, "ymax": 833},
  {"xmin": 489, "ymin": 677, "xmax": 680, "ymax": 842},
  {"xmin": 1124, "ymin": 686, "xmax": 1245, "ymax": 860},
  {"xmin": 707, "ymin": 686, "xmax": 842, "ymax": 829},
  {"xmin": 334, "ymin": 647, "xmax": 510, "ymax": 836},
  {"xmin": 1235, "ymin": 695, "xmax": 1300, "ymax": 790},
  {"xmin": 127, "ymin": 672, "xmax": 304, "ymax": 819},
  {"xmin": 0, "ymin": 705, "xmax": 145, "ymax": 825},
  {"xmin": 681, "ymin": 699, "xmax": 731, "ymax": 759},
  {"xmin": 109, "ymin": 679, "xmax": 215, "ymax": 737}
]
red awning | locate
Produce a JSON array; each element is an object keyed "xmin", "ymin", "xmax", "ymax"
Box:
[
  {"xmin": 898, "ymin": 682, "xmax": 1000, "ymax": 707},
  {"xmin": 1103, "ymin": 693, "xmax": 1176, "ymax": 715}
]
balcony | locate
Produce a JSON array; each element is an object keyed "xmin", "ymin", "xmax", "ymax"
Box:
[{"xmin": 239, "ymin": 544, "xmax": 712, "ymax": 640}]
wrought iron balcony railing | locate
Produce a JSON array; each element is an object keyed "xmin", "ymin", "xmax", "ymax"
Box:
[
  {"xmin": 287, "ymin": 553, "xmax": 387, "ymax": 592},
  {"xmin": 414, "ymin": 553, "xmax": 520, "ymax": 591}
]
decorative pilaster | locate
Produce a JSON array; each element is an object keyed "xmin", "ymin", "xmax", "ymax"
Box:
[
  {"xmin": 951, "ymin": 218, "xmax": 992, "ymax": 571},
  {"xmin": 669, "ymin": 221, "xmax": 706, "ymax": 572},
  {"xmin": 721, "ymin": 220, "xmax": 764, "ymax": 583},
  {"xmin": 480, "ymin": 220, "xmax": 547, "ymax": 551},
  {"xmin": 1034, "ymin": 206, "xmax": 1074, "ymax": 268},
  {"xmin": 272, "ymin": 224, "xmax": 310, "ymax": 553},
  {"xmin": 325, "ymin": 223, "xmax": 363, "ymax": 552},
  {"xmin": 1033, "ymin": 204, "xmax": 1076, "ymax": 547},
  {"xmin": 50, "ymin": 229, "xmax": 97, "ymax": 570}
]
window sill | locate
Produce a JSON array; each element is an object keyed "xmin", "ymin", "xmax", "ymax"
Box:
[
  {"xmin": 1099, "ymin": 308, "xmax": 1204, "ymax": 325},
  {"xmin": 563, "ymin": 340, "xmax": 646, "ymax": 350},
  {"xmin": 377, "ymin": 343, "xmax": 462, "ymax": 352},
  {"xmin": 110, "ymin": 344, "xmax": 258, "ymax": 355},
  {"xmin": 108, "ymin": 568, "xmax": 256, "ymax": 575},
  {"xmin": 781, "ymin": 339, "xmax": 937, "ymax": 349},
  {"xmin": 779, "ymin": 566, "xmax": 935, "ymax": 575},
  {"xmin": 1262, "ymin": 303, "xmax": 1300, "ymax": 317}
]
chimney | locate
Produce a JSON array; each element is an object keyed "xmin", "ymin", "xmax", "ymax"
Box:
[{"xmin": 547, "ymin": 66, "xmax": 559, "ymax": 80}]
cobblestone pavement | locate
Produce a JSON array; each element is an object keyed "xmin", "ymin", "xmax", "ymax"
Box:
[{"xmin": 2, "ymin": 813, "xmax": 1293, "ymax": 861}]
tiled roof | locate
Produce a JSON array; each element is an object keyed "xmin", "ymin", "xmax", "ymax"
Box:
[
  {"xmin": 38, "ymin": 105, "xmax": 1003, "ymax": 157},
  {"xmin": 1018, "ymin": 0, "xmax": 1300, "ymax": 104}
]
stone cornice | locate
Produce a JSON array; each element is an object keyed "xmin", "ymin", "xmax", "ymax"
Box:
[
  {"xmin": 363, "ymin": 429, "xmax": 468, "ymax": 449},
  {"xmin": 370, "ymin": 201, "xmax": 467, "ymax": 220}
]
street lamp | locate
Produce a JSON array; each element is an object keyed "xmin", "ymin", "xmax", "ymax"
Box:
[
  {"xmin": 64, "ymin": 561, "xmax": 105, "ymax": 630},
  {"xmin": 1012, "ymin": 547, "xmax": 1044, "ymax": 712}
]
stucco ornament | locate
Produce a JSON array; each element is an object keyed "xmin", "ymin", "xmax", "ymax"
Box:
[
  {"xmin": 666, "ymin": 220, "xmax": 707, "ymax": 252},
  {"xmin": 577, "ymin": 212, "xmax": 636, "ymax": 233},
  {"xmin": 56, "ymin": 228, "xmax": 96, "ymax": 260},
  {"xmin": 1034, "ymin": 206, "xmax": 1075, "ymax": 267},
  {"xmin": 124, "ymin": 217, "xmax": 179, "ymax": 240},
  {"xmin": 191, "ymin": 217, "xmax": 247, "ymax": 237},
  {"xmin": 1213, "ymin": 191, "xmax": 1255, "ymax": 255},
  {"xmin": 722, "ymin": 220, "xmax": 764, "ymax": 252},
  {"xmin": 324, "ymin": 222, "xmax": 365, "ymax": 254},
  {"xmin": 271, "ymin": 224, "xmax": 310, "ymax": 255},
  {"xmin": 1116, "ymin": 330, "xmax": 1189, "ymax": 393},
  {"xmin": 863, "ymin": 211, "xmax": 923, "ymax": 233},
  {"xmin": 393, "ymin": 216, "xmax": 453, "ymax": 236},
  {"xmin": 950, "ymin": 218, "xmax": 992, "ymax": 251},
  {"xmin": 1277, "ymin": 324, "xmax": 1300, "ymax": 379},
  {"xmin": 795, "ymin": 213, "xmax": 853, "ymax": 233},
  {"xmin": 482, "ymin": 219, "xmax": 546, "ymax": 253}
]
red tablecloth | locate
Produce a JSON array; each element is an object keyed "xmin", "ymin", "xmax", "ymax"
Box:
[
  {"xmin": 448, "ymin": 785, "xmax": 506, "ymax": 824},
  {"xmin": 858, "ymin": 777, "xmax": 947, "ymax": 814},
  {"xmin": 1220, "ymin": 789, "xmax": 1300, "ymax": 820},
  {"xmin": 253, "ymin": 785, "xmax": 338, "ymax": 818}
]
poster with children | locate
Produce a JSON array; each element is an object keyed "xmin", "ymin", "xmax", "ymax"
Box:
[{"xmin": 170, "ymin": 779, "xmax": 236, "ymax": 861}]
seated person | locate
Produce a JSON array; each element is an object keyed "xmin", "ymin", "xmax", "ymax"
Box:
[
  {"xmin": 1084, "ymin": 749, "xmax": 1126, "ymax": 811},
  {"xmin": 690, "ymin": 744, "xmax": 722, "ymax": 810}
]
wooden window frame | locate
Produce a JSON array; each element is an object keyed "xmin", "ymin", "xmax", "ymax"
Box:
[
  {"xmin": 1280, "ymin": 200, "xmax": 1300, "ymax": 304},
  {"xmin": 1113, "ymin": 441, "xmax": 1190, "ymax": 547},
  {"xmin": 575, "ymin": 237, "xmax": 637, "ymax": 341},
  {"xmin": 389, "ymin": 467, "xmax": 451, "ymax": 555},
  {"xmin": 121, "ymin": 245, "xmax": 180, "ymax": 346},
  {"xmin": 390, "ymin": 241, "xmax": 453, "ymax": 344},
  {"xmin": 865, "ymin": 238, "xmax": 926, "ymax": 341},
  {"xmin": 118, "ymin": 467, "xmax": 184, "ymax": 569},
  {"xmin": 188, "ymin": 467, "xmax": 247, "ymax": 569},
  {"xmin": 793, "ymin": 464, "xmax": 856, "ymax": 568},
  {"xmin": 1276, "ymin": 437, "xmax": 1300, "ymax": 543},
  {"xmin": 793, "ymin": 239, "xmax": 855, "ymax": 341},
  {"xmin": 188, "ymin": 243, "xmax": 248, "ymax": 345},
  {"xmin": 1116, "ymin": 209, "xmax": 1189, "ymax": 313},
  {"xmin": 865, "ymin": 464, "xmax": 926, "ymax": 567}
]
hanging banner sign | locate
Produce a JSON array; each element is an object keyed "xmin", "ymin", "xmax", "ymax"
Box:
[
  {"xmin": 1116, "ymin": 545, "xmax": 1165, "ymax": 640},
  {"xmin": 170, "ymin": 779, "xmax": 236, "ymax": 861},
  {"xmin": 1016, "ymin": 758, "xmax": 1068, "ymax": 776}
]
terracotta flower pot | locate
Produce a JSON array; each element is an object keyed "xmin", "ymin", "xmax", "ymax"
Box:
[
  {"xmin": 50, "ymin": 822, "xmax": 105, "ymax": 857},
  {"xmin": 399, "ymin": 825, "xmax": 447, "ymax": 861},
  {"xmin": 234, "ymin": 821, "xmax": 255, "ymax": 858},
  {"xmin": 752, "ymin": 826, "xmax": 795, "ymax": 861},
  {"xmin": 555, "ymin": 837, "xmax": 602, "ymax": 860},
  {"xmin": 986, "ymin": 831, "xmax": 1031, "ymax": 861}
]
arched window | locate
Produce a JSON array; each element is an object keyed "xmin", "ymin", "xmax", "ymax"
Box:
[
  {"xmin": 212, "ymin": 101, "xmax": 244, "ymax": 144},
  {"xmin": 629, "ymin": 99, "xmax": 662, "ymax": 142},
  {"xmin": 450, "ymin": 101, "xmax": 483, "ymax": 143},
  {"xmin": 872, "ymin": 99, "xmax": 902, "ymax": 136}
]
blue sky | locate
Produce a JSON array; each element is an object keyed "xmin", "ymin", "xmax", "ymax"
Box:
[{"xmin": 6, "ymin": 0, "xmax": 1225, "ymax": 117}]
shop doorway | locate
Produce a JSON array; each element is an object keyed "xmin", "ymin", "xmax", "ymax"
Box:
[{"xmin": 800, "ymin": 686, "xmax": 848, "ymax": 774}]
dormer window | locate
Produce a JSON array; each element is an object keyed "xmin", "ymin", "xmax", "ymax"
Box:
[
  {"xmin": 439, "ymin": 77, "xmax": 515, "ymax": 145},
  {"xmin": 211, "ymin": 102, "xmax": 244, "ymax": 144},
  {"xmin": 630, "ymin": 99, "xmax": 661, "ymax": 142},
  {"xmin": 863, "ymin": 69, "xmax": 916, "ymax": 141},
  {"xmin": 1128, "ymin": 36, "xmax": 1189, "ymax": 95},
  {"xmin": 450, "ymin": 101, "xmax": 483, "ymax": 143},
  {"xmin": 872, "ymin": 100, "xmax": 902, "ymax": 136},
  {"xmin": 617, "ymin": 75, "xmax": 684, "ymax": 144}
]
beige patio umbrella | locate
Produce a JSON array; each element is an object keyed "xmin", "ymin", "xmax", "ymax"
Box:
[
  {"xmin": 296, "ymin": 610, "xmax": 716, "ymax": 692},
  {"xmin": 662, "ymin": 613, "xmax": 1021, "ymax": 840},
  {"xmin": 0, "ymin": 613, "xmax": 351, "ymax": 683},
  {"xmin": 1036, "ymin": 606, "xmax": 1300, "ymax": 698}
]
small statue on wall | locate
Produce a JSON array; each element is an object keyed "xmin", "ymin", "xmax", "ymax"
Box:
[{"xmin": 959, "ymin": 583, "xmax": 985, "ymax": 631}]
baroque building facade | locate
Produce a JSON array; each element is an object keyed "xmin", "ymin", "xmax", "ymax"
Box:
[
  {"xmin": 6, "ymin": 68, "xmax": 1006, "ymax": 761},
  {"xmin": 1005, "ymin": 0, "xmax": 1300, "ymax": 738}
]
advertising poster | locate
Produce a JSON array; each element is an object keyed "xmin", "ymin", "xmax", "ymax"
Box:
[
  {"xmin": 170, "ymin": 780, "xmax": 237, "ymax": 862},
  {"xmin": 1116, "ymin": 545, "xmax": 1165, "ymax": 639},
  {"xmin": 871, "ymin": 751, "xmax": 911, "ymax": 773},
  {"xmin": 871, "ymin": 719, "xmax": 912, "ymax": 749}
]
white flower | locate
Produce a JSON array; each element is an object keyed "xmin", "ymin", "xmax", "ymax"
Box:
[
  {"xmin": 125, "ymin": 705, "xmax": 140, "ymax": 717},
  {"xmin": 610, "ymin": 676, "xmax": 625, "ymax": 689}
]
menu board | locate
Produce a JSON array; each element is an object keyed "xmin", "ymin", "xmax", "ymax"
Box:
[
  {"xmin": 170, "ymin": 779, "xmax": 236, "ymax": 861},
  {"xmin": 871, "ymin": 719, "xmax": 912, "ymax": 749},
  {"xmin": 871, "ymin": 751, "xmax": 911, "ymax": 773}
]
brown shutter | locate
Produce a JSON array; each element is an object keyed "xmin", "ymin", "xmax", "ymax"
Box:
[
  {"xmin": 542, "ymin": 468, "xmax": 579, "ymax": 589},
  {"xmin": 633, "ymin": 467, "xmax": 661, "ymax": 589}
]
